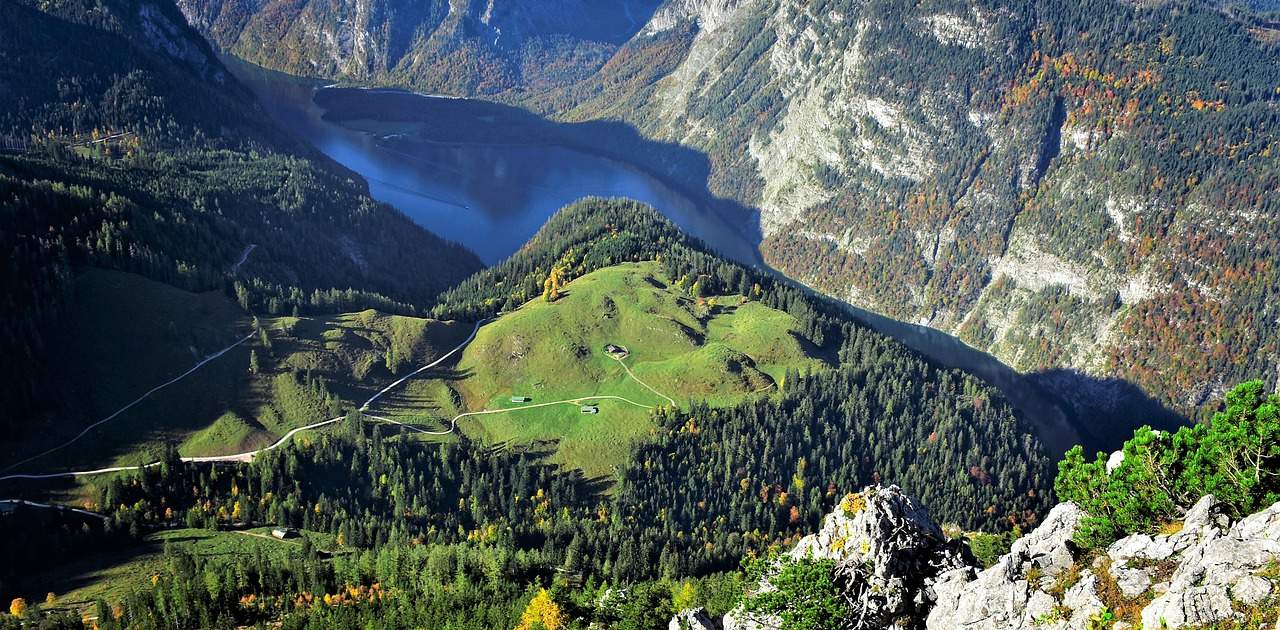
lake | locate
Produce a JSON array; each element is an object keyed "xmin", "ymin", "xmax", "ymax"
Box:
[{"xmin": 231, "ymin": 64, "xmax": 761, "ymax": 265}]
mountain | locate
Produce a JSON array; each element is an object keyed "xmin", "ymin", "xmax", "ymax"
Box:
[
  {"xmin": 175, "ymin": 0, "xmax": 664, "ymax": 95},
  {"xmin": 176, "ymin": 0, "xmax": 1280, "ymax": 416},
  {"xmin": 579, "ymin": 0, "xmax": 1280, "ymax": 416},
  {"xmin": 0, "ymin": 0, "xmax": 482, "ymax": 438},
  {"xmin": 0, "ymin": 199, "xmax": 1059, "ymax": 621},
  {"xmin": 4, "ymin": 1, "xmax": 1279, "ymax": 628}
]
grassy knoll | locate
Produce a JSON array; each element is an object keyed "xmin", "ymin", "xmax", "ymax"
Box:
[
  {"xmin": 446, "ymin": 262, "xmax": 830, "ymax": 477},
  {"xmin": 179, "ymin": 412, "xmax": 268, "ymax": 457},
  {"xmin": 2, "ymin": 262, "xmax": 823, "ymax": 481}
]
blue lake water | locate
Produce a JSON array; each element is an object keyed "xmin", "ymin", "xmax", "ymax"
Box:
[{"xmin": 234, "ymin": 67, "xmax": 759, "ymax": 265}]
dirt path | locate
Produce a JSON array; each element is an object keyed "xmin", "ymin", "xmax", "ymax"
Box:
[
  {"xmin": 1, "ymin": 321, "xmax": 486, "ymax": 481},
  {"xmin": 228, "ymin": 244, "xmax": 256, "ymax": 275},
  {"xmin": 610, "ymin": 355, "xmax": 677, "ymax": 407},
  {"xmin": 0, "ymin": 499, "xmax": 107, "ymax": 521},
  {"xmin": 2, "ymin": 317, "xmax": 685, "ymax": 494},
  {"xmin": 2, "ymin": 332, "xmax": 256, "ymax": 473}
]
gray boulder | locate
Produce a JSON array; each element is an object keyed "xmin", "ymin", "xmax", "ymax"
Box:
[
  {"xmin": 927, "ymin": 502, "xmax": 1088, "ymax": 630},
  {"xmin": 1141, "ymin": 499, "xmax": 1280, "ymax": 629},
  {"xmin": 670, "ymin": 607, "xmax": 721, "ymax": 630},
  {"xmin": 728, "ymin": 485, "xmax": 974, "ymax": 630}
]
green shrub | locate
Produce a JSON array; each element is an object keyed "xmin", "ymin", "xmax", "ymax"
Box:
[
  {"xmin": 969, "ymin": 531, "xmax": 1016, "ymax": 569},
  {"xmin": 1055, "ymin": 380, "xmax": 1280, "ymax": 548},
  {"xmin": 741, "ymin": 556, "xmax": 850, "ymax": 630}
]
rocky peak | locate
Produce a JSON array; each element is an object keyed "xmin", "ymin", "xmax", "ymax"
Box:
[
  {"xmin": 928, "ymin": 502, "xmax": 1095, "ymax": 629},
  {"xmin": 929, "ymin": 494, "xmax": 1280, "ymax": 629},
  {"xmin": 722, "ymin": 485, "xmax": 975, "ymax": 630}
]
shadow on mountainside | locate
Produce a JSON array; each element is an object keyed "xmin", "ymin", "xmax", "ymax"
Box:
[
  {"xmin": 1025, "ymin": 368, "xmax": 1187, "ymax": 455},
  {"xmin": 835, "ymin": 301, "xmax": 1187, "ymax": 460}
]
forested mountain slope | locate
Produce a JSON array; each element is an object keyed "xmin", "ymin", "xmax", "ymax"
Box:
[
  {"xmin": 2, "ymin": 199, "xmax": 1059, "ymax": 628},
  {"xmin": 0, "ymin": 0, "xmax": 482, "ymax": 437},
  {"xmin": 179, "ymin": 0, "xmax": 1280, "ymax": 414}
]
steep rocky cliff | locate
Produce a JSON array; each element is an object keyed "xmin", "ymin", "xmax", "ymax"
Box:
[
  {"xmin": 611, "ymin": 0, "xmax": 1280, "ymax": 415},
  {"xmin": 695, "ymin": 485, "xmax": 1280, "ymax": 630}
]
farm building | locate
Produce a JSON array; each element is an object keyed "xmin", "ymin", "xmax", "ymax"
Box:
[
  {"xmin": 511, "ymin": 396, "xmax": 532, "ymax": 403},
  {"xmin": 580, "ymin": 405, "xmax": 599, "ymax": 414},
  {"xmin": 272, "ymin": 528, "xmax": 299, "ymax": 539}
]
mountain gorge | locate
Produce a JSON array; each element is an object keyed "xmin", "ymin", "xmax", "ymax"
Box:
[{"xmin": 177, "ymin": 0, "xmax": 1280, "ymax": 416}]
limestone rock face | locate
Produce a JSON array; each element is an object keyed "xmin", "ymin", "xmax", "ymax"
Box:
[
  {"xmin": 1140, "ymin": 497, "xmax": 1280, "ymax": 629},
  {"xmin": 728, "ymin": 485, "xmax": 975, "ymax": 630},
  {"xmin": 726, "ymin": 492, "xmax": 1280, "ymax": 630},
  {"xmin": 669, "ymin": 607, "xmax": 721, "ymax": 630},
  {"xmin": 928, "ymin": 494, "xmax": 1280, "ymax": 630},
  {"xmin": 927, "ymin": 502, "xmax": 1089, "ymax": 630}
]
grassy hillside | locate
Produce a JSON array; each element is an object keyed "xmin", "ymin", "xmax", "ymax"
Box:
[
  {"xmin": 442, "ymin": 261, "xmax": 830, "ymax": 476},
  {"xmin": 0, "ymin": 269, "xmax": 250, "ymax": 472},
  {"xmin": 0, "ymin": 269, "xmax": 470, "ymax": 474}
]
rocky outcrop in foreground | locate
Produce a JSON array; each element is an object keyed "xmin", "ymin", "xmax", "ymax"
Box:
[
  {"xmin": 929, "ymin": 493, "xmax": 1280, "ymax": 629},
  {"xmin": 674, "ymin": 486, "xmax": 1280, "ymax": 630},
  {"xmin": 722, "ymin": 485, "xmax": 973, "ymax": 630}
]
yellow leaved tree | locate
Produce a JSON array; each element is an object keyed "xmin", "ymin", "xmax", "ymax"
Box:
[
  {"xmin": 542, "ymin": 267, "xmax": 565, "ymax": 302},
  {"xmin": 8, "ymin": 598, "xmax": 26, "ymax": 617},
  {"xmin": 515, "ymin": 588, "xmax": 563, "ymax": 630}
]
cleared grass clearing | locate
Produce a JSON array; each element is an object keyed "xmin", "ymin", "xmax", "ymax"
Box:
[
  {"xmin": 6, "ymin": 262, "xmax": 826, "ymax": 482},
  {"xmin": 449, "ymin": 261, "xmax": 830, "ymax": 477},
  {"xmin": 1, "ymin": 269, "xmax": 468, "ymax": 474}
]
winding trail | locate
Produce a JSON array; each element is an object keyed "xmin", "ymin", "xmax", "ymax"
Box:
[
  {"xmin": 364, "ymin": 394, "xmax": 655, "ymax": 437},
  {"xmin": 0, "ymin": 499, "xmax": 107, "ymax": 521},
  {"xmin": 359, "ymin": 319, "xmax": 488, "ymax": 411},
  {"xmin": 228, "ymin": 244, "xmax": 257, "ymax": 275},
  {"xmin": 1, "ymin": 317, "xmax": 682, "ymax": 487},
  {"xmin": 0, "ymin": 321, "xmax": 485, "ymax": 481},
  {"xmin": 610, "ymin": 355, "xmax": 677, "ymax": 407},
  {"xmin": 2, "ymin": 332, "xmax": 256, "ymax": 474}
]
